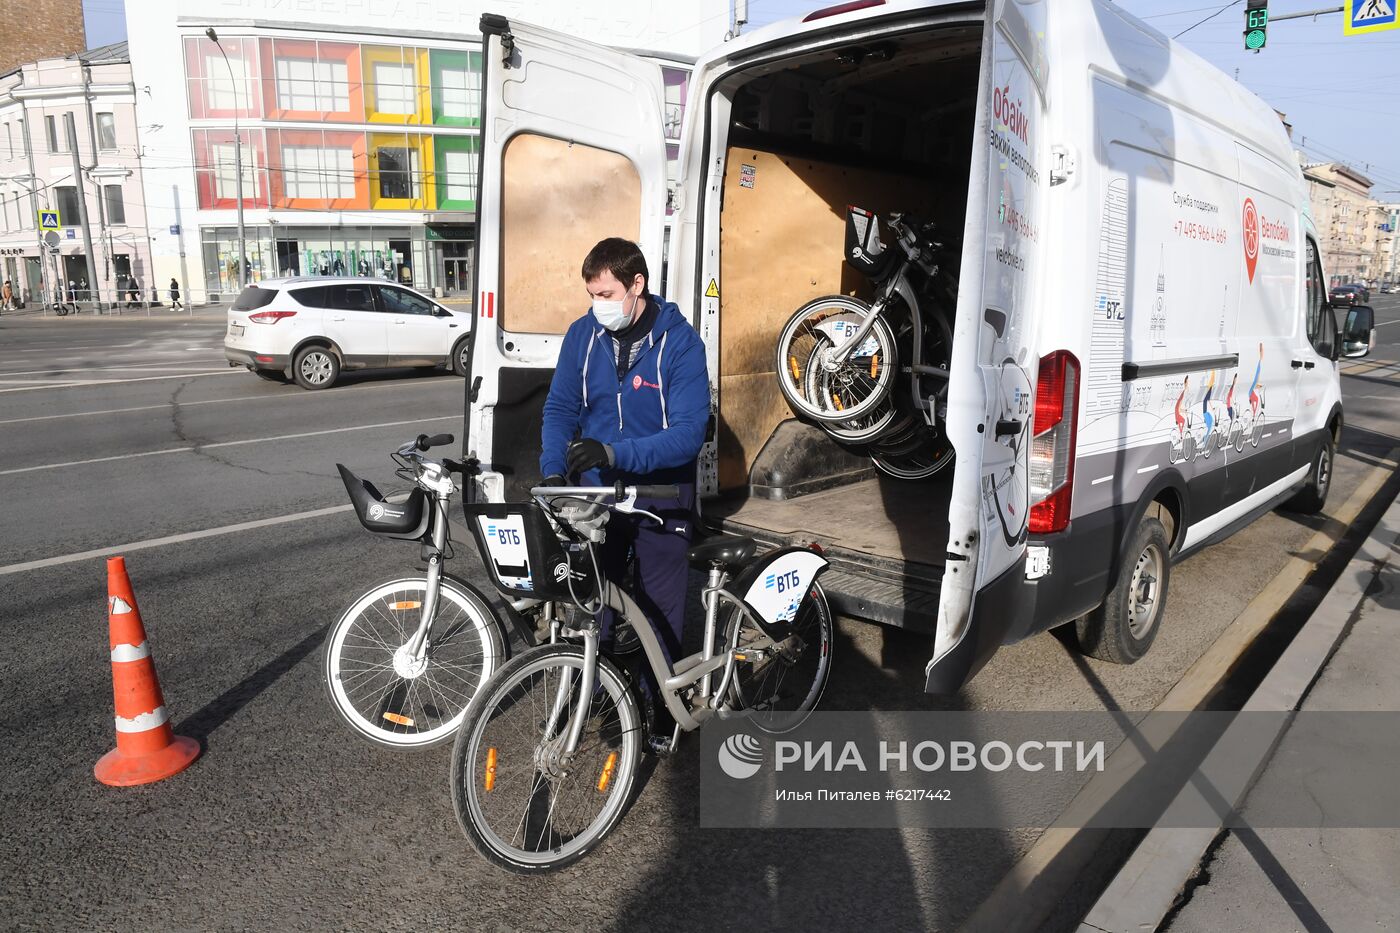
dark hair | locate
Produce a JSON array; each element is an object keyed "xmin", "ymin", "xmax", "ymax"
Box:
[{"xmin": 581, "ymin": 237, "xmax": 649, "ymax": 298}]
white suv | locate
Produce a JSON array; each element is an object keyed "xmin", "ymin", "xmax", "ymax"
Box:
[{"xmin": 223, "ymin": 277, "xmax": 473, "ymax": 389}]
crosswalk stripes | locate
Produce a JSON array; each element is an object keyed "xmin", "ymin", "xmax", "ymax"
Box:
[{"xmin": 1340, "ymin": 357, "xmax": 1400, "ymax": 378}]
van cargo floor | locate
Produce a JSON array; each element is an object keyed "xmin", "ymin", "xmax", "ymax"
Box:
[
  {"xmin": 708, "ymin": 476, "xmax": 950, "ymax": 566},
  {"xmin": 704, "ymin": 476, "xmax": 950, "ymax": 630}
]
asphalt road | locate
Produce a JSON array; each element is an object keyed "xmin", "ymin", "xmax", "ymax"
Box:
[{"xmin": 1, "ymin": 299, "xmax": 1396, "ymax": 932}]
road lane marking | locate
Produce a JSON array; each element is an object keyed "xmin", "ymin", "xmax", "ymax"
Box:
[
  {"xmin": 1091, "ymin": 475, "xmax": 1114, "ymax": 485},
  {"xmin": 0, "ymin": 379, "xmax": 456, "ymax": 426},
  {"xmin": 0, "ymin": 362, "xmax": 226, "ymax": 376},
  {"xmin": 0, "ymin": 370, "xmax": 245, "ymax": 393},
  {"xmin": 0, "ymin": 415, "xmax": 456, "ymax": 475},
  {"xmin": 0, "ymin": 501, "xmax": 378, "ymax": 576}
]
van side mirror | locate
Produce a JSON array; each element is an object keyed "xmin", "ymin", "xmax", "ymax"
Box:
[{"xmin": 1343, "ymin": 305, "xmax": 1375, "ymax": 359}]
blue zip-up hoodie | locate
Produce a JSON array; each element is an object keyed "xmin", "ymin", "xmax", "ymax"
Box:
[{"xmin": 540, "ymin": 298, "xmax": 709, "ymax": 485}]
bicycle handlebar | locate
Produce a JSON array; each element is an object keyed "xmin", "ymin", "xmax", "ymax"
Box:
[{"xmin": 416, "ymin": 433, "xmax": 455, "ymax": 451}]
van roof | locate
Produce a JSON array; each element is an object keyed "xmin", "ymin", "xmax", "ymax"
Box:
[{"xmin": 710, "ymin": 0, "xmax": 1299, "ymax": 182}]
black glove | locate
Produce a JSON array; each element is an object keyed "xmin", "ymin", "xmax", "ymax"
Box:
[
  {"xmin": 540, "ymin": 473, "xmax": 567, "ymax": 487},
  {"xmin": 566, "ymin": 438, "xmax": 612, "ymax": 474}
]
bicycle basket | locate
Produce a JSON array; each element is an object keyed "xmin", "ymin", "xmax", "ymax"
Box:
[
  {"xmin": 337, "ymin": 464, "xmax": 430, "ymax": 541},
  {"xmin": 845, "ymin": 205, "xmax": 897, "ymax": 279},
  {"xmin": 463, "ymin": 501, "xmax": 599, "ymax": 601}
]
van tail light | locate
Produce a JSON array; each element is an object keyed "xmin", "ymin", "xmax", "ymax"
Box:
[
  {"xmin": 804, "ymin": 0, "xmax": 885, "ymax": 22},
  {"xmin": 248, "ymin": 310, "xmax": 297, "ymax": 324},
  {"xmin": 1028, "ymin": 350, "xmax": 1079, "ymax": 534}
]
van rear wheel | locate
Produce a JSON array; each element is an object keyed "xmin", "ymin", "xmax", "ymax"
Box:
[{"xmin": 1075, "ymin": 516, "xmax": 1170, "ymax": 664}]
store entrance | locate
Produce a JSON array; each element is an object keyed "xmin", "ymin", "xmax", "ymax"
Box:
[{"xmin": 444, "ymin": 258, "xmax": 471, "ymax": 295}]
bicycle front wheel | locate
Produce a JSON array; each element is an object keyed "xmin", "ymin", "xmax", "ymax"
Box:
[
  {"xmin": 776, "ymin": 296, "xmax": 898, "ymax": 424},
  {"xmin": 451, "ymin": 644, "xmax": 642, "ymax": 873},
  {"xmin": 324, "ymin": 576, "xmax": 505, "ymax": 750}
]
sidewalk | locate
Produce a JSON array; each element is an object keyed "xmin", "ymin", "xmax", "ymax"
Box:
[
  {"xmin": 1080, "ymin": 490, "xmax": 1400, "ymax": 932},
  {"xmin": 1163, "ymin": 521, "xmax": 1400, "ymax": 932}
]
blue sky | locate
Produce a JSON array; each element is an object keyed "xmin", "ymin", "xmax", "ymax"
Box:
[{"xmin": 83, "ymin": 0, "xmax": 1400, "ymax": 193}]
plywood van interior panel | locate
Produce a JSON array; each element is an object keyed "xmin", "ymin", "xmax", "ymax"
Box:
[
  {"xmin": 716, "ymin": 148, "xmax": 941, "ymax": 488},
  {"xmin": 500, "ymin": 133, "xmax": 641, "ymax": 335}
]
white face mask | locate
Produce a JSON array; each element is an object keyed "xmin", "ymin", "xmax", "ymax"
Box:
[{"xmin": 592, "ymin": 289, "xmax": 640, "ymax": 332}]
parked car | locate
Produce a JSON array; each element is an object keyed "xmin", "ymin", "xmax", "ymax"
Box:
[
  {"xmin": 1329, "ymin": 284, "xmax": 1368, "ymax": 306},
  {"xmin": 1382, "ymin": 283, "xmax": 1398, "ymax": 295},
  {"xmin": 223, "ymin": 278, "xmax": 472, "ymax": 389}
]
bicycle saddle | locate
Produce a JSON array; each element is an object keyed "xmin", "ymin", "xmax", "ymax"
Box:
[{"xmin": 686, "ymin": 534, "xmax": 758, "ymax": 570}]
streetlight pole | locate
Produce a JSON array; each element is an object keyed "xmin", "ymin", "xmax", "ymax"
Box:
[{"xmin": 206, "ymin": 28, "xmax": 247, "ymax": 291}]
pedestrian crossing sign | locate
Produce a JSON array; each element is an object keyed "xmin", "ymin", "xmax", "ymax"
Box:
[
  {"xmin": 37, "ymin": 209, "xmax": 60, "ymax": 230},
  {"xmin": 1345, "ymin": 0, "xmax": 1397, "ymax": 35}
]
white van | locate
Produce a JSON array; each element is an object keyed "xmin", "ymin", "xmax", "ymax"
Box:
[{"xmin": 463, "ymin": 0, "xmax": 1374, "ymax": 693}]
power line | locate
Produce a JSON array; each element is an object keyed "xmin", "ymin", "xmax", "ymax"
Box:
[{"xmin": 1172, "ymin": 0, "xmax": 1244, "ymax": 38}]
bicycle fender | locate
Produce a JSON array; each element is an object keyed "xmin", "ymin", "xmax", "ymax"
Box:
[{"xmin": 733, "ymin": 547, "xmax": 829, "ymax": 640}]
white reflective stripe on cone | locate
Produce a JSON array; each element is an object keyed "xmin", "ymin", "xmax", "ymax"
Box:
[
  {"xmin": 110, "ymin": 641, "xmax": 150, "ymax": 662},
  {"xmin": 109, "ymin": 596, "xmax": 134, "ymax": 615},
  {"xmin": 114, "ymin": 706, "xmax": 169, "ymax": 733}
]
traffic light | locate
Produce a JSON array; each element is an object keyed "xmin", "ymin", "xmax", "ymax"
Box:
[{"xmin": 1244, "ymin": 0, "xmax": 1268, "ymax": 50}]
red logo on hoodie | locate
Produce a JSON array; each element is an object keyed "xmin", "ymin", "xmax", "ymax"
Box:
[{"xmin": 632, "ymin": 374, "xmax": 659, "ymax": 390}]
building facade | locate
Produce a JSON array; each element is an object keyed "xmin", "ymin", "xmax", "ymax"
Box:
[
  {"xmin": 126, "ymin": 1, "xmax": 722, "ymax": 304},
  {"xmin": 0, "ymin": 0, "xmax": 86, "ymax": 78},
  {"xmin": 0, "ymin": 42, "xmax": 154, "ymax": 306},
  {"xmin": 1367, "ymin": 203, "xmax": 1398, "ymax": 289},
  {"xmin": 1303, "ymin": 162, "xmax": 1376, "ymax": 287}
]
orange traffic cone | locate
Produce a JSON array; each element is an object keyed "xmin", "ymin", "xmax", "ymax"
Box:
[{"xmin": 94, "ymin": 556, "xmax": 200, "ymax": 787}]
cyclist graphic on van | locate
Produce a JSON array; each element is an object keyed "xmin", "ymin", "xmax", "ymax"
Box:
[{"xmin": 1199, "ymin": 370, "xmax": 1217, "ymax": 458}]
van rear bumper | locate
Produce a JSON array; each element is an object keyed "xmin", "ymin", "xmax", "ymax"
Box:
[{"xmin": 923, "ymin": 504, "xmax": 1127, "ymax": 694}]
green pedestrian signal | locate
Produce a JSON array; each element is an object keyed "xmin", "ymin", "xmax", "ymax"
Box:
[{"xmin": 1244, "ymin": 1, "xmax": 1268, "ymax": 49}]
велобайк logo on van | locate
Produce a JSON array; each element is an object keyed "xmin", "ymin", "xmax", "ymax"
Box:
[{"xmin": 1242, "ymin": 198, "xmax": 1259, "ymax": 283}]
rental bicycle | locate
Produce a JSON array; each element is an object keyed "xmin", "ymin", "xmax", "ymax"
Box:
[
  {"xmin": 775, "ymin": 207, "xmax": 958, "ymax": 479},
  {"xmin": 451, "ymin": 482, "xmax": 834, "ymax": 872},
  {"xmin": 324, "ymin": 434, "xmax": 507, "ymax": 749}
]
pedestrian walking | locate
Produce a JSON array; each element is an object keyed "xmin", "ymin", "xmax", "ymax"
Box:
[
  {"xmin": 127, "ymin": 274, "xmax": 141, "ymax": 308},
  {"xmin": 169, "ymin": 278, "xmax": 183, "ymax": 311},
  {"xmin": 0, "ymin": 278, "xmax": 13, "ymax": 314},
  {"xmin": 65, "ymin": 280, "xmax": 78, "ymax": 313}
]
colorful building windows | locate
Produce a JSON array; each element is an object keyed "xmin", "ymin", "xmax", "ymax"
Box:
[
  {"xmin": 362, "ymin": 46, "xmax": 428, "ymax": 124},
  {"xmin": 184, "ymin": 37, "xmax": 262, "ymax": 120},
  {"xmin": 368, "ymin": 132, "xmax": 433, "ymax": 209},
  {"xmin": 262, "ymin": 38, "xmax": 360, "ymax": 123},
  {"xmin": 429, "ymin": 50, "xmax": 480, "ymax": 127},
  {"xmin": 192, "ymin": 128, "xmax": 269, "ymax": 210},
  {"xmin": 434, "ymin": 136, "xmax": 478, "ymax": 211},
  {"xmin": 266, "ymin": 129, "xmax": 367, "ymax": 209}
]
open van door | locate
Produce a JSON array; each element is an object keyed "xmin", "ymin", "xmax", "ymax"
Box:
[
  {"xmin": 926, "ymin": 0, "xmax": 1050, "ymax": 693},
  {"xmin": 468, "ymin": 16, "xmax": 669, "ymax": 499}
]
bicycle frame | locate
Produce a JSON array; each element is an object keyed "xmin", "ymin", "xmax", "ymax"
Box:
[
  {"xmin": 549, "ymin": 565, "xmax": 788, "ymax": 759},
  {"xmin": 399, "ymin": 462, "xmax": 458, "ymax": 663}
]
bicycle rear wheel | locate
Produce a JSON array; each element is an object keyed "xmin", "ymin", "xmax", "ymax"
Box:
[
  {"xmin": 723, "ymin": 582, "xmax": 834, "ymax": 733},
  {"xmin": 324, "ymin": 576, "xmax": 504, "ymax": 749},
  {"xmin": 451, "ymin": 644, "xmax": 641, "ymax": 873}
]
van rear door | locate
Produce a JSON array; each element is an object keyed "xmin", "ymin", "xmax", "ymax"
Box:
[
  {"xmin": 926, "ymin": 0, "xmax": 1049, "ymax": 692},
  {"xmin": 468, "ymin": 16, "xmax": 669, "ymax": 498}
]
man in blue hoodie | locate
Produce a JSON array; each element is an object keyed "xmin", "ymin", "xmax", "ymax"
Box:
[{"xmin": 540, "ymin": 237, "xmax": 710, "ymax": 746}]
